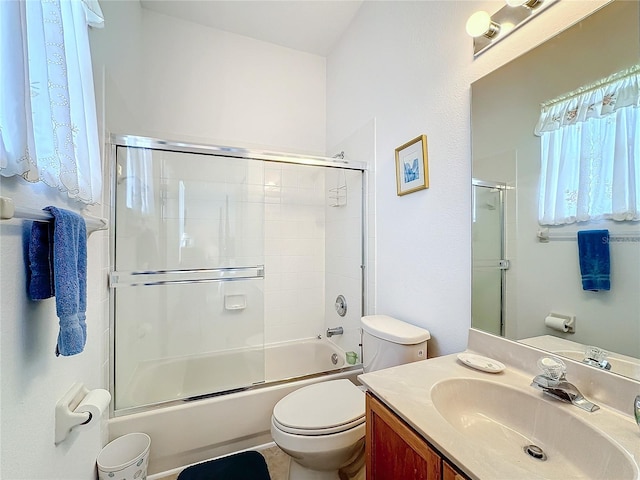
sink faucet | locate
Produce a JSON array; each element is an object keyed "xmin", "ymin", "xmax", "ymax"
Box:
[
  {"xmin": 326, "ymin": 326, "xmax": 343, "ymax": 338},
  {"xmin": 531, "ymin": 357, "xmax": 600, "ymax": 413},
  {"xmin": 582, "ymin": 346, "xmax": 611, "ymax": 371}
]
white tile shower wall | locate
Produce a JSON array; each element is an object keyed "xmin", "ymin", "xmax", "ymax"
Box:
[
  {"xmin": 265, "ymin": 163, "xmax": 327, "ymax": 344},
  {"xmin": 324, "ymin": 170, "xmax": 365, "ymax": 357},
  {"xmin": 326, "ymin": 119, "xmax": 376, "ymax": 358}
]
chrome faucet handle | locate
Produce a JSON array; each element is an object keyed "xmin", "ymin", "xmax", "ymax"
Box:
[
  {"xmin": 537, "ymin": 356, "xmax": 566, "ymax": 381},
  {"xmin": 634, "ymin": 395, "xmax": 640, "ymax": 428},
  {"xmin": 531, "ymin": 356, "xmax": 599, "ymax": 413}
]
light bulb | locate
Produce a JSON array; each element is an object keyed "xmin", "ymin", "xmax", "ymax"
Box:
[
  {"xmin": 500, "ymin": 22, "xmax": 515, "ymax": 35},
  {"xmin": 465, "ymin": 11, "xmax": 500, "ymax": 38}
]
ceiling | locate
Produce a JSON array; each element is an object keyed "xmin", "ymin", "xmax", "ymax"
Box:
[{"xmin": 139, "ymin": 0, "xmax": 364, "ymax": 56}]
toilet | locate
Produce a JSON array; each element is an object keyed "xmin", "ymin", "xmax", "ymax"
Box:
[{"xmin": 270, "ymin": 315, "xmax": 431, "ymax": 480}]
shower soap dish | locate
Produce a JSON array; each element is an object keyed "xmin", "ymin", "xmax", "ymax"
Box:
[
  {"xmin": 224, "ymin": 294, "xmax": 247, "ymax": 311},
  {"xmin": 457, "ymin": 353, "xmax": 505, "ymax": 373}
]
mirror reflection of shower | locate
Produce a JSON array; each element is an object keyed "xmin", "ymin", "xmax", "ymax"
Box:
[{"xmin": 472, "ymin": 179, "xmax": 510, "ymax": 337}]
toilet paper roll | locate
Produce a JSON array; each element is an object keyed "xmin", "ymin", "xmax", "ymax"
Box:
[
  {"xmin": 545, "ymin": 315, "xmax": 569, "ymax": 332},
  {"xmin": 74, "ymin": 389, "xmax": 111, "ymax": 428}
]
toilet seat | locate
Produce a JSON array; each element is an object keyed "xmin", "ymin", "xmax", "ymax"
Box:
[
  {"xmin": 272, "ymin": 414, "xmax": 364, "ymax": 435},
  {"xmin": 272, "ymin": 379, "xmax": 365, "ymax": 436}
]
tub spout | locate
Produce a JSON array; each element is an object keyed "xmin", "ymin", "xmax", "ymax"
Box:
[{"xmin": 326, "ymin": 327, "xmax": 344, "ymax": 338}]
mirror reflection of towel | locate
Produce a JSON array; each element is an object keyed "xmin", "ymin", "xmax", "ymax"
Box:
[{"xmin": 577, "ymin": 230, "xmax": 610, "ymax": 292}]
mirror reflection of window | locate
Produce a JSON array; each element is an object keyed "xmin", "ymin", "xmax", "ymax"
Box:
[{"xmin": 536, "ymin": 65, "xmax": 640, "ymax": 226}]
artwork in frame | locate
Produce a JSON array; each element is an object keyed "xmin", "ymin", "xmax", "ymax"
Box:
[{"xmin": 395, "ymin": 135, "xmax": 429, "ymax": 196}]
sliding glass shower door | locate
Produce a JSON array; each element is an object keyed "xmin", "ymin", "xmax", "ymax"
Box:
[
  {"xmin": 112, "ymin": 145, "xmax": 266, "ymax": 411},
  {"xmin": 110, "ymin": 136, "xmax": 367, "ymax": 414}
]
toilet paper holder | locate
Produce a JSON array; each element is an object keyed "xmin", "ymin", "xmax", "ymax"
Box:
[
  {"xmin": 545, "ymin": 313, "xmax": 576, "ymax": 333},
  {"xmin": 55, "ymin": 382, "xmax": 111, "ymax": 445}
]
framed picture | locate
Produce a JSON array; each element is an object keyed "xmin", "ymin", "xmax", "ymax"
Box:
[{"xmin": 395, "ymin": 135, "xmax": 429, "ymax": 196}]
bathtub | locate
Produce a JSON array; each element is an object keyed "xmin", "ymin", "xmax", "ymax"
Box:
[{"xmin": 109, "ymin": 338, "xmax": 362, "ymax": 475}]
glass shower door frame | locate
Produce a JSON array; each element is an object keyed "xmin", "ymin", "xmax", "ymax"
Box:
[
  {"xmin": 472, "ymin": 179, "xmax": 508, "ymax": 337},
  {"xmin": 108, "ymin": 135, "xmax": 369, "ymax": 416}
]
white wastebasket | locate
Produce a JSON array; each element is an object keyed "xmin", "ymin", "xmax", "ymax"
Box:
[{"xmin": 97, "ymin": 432, "xmax": 151, "ymax": 480}]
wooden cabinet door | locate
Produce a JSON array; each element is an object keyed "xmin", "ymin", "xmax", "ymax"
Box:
[
  {"xmin": 443, "ymin": 461, "xmax": 466, "ymax": 480},
  {"xmin": 366, "ymin": 392, "xmax": 442, "ymax": 480}
]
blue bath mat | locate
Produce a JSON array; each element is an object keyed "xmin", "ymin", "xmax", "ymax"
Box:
[{"xmin": 177, "ymin": 451, "xmax": 271, "ymax": 480}]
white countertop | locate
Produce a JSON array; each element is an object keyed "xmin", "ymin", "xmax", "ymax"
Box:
[{"xmin": 358, "ymin": 352, "xmax": 640, "ymax": 480}]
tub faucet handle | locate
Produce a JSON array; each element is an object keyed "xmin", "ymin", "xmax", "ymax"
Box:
[{"xmin": 634, "ymin": 395, "xmax": 640, "ymax": 430}]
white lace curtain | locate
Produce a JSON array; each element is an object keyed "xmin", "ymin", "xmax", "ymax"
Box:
[
  {"xmin": 0, "ymin": 0, "xmax": 104, "ymax": 204},
  {"xmin": 535, "ymin": 64, "xmax": 640, "ymax": 226}
]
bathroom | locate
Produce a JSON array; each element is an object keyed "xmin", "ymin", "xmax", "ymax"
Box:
[{"xmin": 0, "ymin": 0, "xmax": 638, "ymax": 479}]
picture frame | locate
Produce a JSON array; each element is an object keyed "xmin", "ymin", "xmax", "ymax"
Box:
[{"xmin": 395, "ymin": 135, "xmax": 429, "ymax": 196}]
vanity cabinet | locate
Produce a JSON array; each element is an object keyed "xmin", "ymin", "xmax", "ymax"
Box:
[{"xmin": 366, "ymin": 392, "xmax": 468, "ymax": 480}]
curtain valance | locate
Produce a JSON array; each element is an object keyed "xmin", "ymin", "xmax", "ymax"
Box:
[
  {"xmin": 0, "ymin": 0, "xmax": 104, "ymax": 204},
  {"xmin": 535, "ymin": 64, "xmax": 639, "ymax": 136}
]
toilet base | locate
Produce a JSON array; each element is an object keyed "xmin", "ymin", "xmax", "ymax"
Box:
[
  {"xmin": 285, "ymin": 444, "xmax": 365, "ymax": 480},
  {"xmin": 288, "ymin": 459, "xmax": 365, "ymax": 480},
  {"xmin": 288, "ymin": 459, "xmax": 340, "ymax": 480}
]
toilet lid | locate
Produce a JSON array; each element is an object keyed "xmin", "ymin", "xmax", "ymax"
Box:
[{"xmin": 273, "ymin": 380, "xmax": 365, "ymax": 433}]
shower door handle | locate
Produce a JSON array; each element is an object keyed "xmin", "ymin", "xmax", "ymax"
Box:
[{"xmin": 110, "ymin": 266, "xmax": 265, "ymax": 288}]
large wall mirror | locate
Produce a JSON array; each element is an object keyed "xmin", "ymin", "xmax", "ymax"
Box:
[{"xmin": 471, "ymin": 0, "xmax": 640, "ymax": 381}]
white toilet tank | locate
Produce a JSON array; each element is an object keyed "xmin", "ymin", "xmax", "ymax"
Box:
[{"xmin": 361, "ymin": 315, "xmax": 430, "ymax": 373}]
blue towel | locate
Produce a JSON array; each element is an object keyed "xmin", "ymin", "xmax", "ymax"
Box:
[
  {"xmin": 577, "ymin": 229, "xmax": 610, "ymax": 292},
  {"xmin": 28, "ymin": 207, "xmax": 87, "ymax": 356},
  {"xmin": 28, "ymin": 221, "xmax": 55, "ymax": 300}
]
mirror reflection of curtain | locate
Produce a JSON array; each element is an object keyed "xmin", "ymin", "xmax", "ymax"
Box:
[
  {"xmin": 122, "ymin": 147, "xmax": 157, "ymax": 271},
  {"xmin": 536, "ymin": 65, "xmax": 640, "ymax": 225},
  {"xmin": 124, "ymin": 147, "xmax": 155, "ymax": 215}
]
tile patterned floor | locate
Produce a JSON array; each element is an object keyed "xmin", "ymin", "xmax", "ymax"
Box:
[{"xmin": 155, "ymin": 445, "xmax": 290, "ymax": 480}]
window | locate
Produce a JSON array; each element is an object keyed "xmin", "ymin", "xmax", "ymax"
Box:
[
  {"xmin": 535, "ymin": 65, "xmax": 639, "ymax": 226},
  {"xmin": 0, "ymin": 0, "xmax": 104, "ymax": 204}
]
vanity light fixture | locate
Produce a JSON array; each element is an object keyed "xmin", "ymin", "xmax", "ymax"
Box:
[
  {"xmin": 505, "ymin": 0, "xmax": 543, "ymax": 8},
  {"xmin": 467, "ymin": 0, "xmax": 558, "ymax": 57}
]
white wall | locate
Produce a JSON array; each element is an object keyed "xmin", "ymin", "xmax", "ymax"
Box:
[
  {"xmin": 0, "ymin": 182, "xmax": 109, "ymax": 480},
  {"xmin": 325, "ymin": 0, "xmax": 610, "ymax": 357},
  {"xmin": 91, "ymin": 0, "xmax": 327, "ymax": 155}
]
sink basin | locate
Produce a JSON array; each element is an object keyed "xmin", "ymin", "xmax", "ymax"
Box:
[{"xmin": 430, "ymin": 378, "xmax": 638, "ymax": 479}]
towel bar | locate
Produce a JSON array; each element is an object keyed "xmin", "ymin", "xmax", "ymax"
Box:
[
  {"xmin": 0, "ymin": 196, "xmax": 108, "ymax": 234},
  {"xmin": 537, "ymin": 228, "xmax": 640, "ymax": 243}
]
